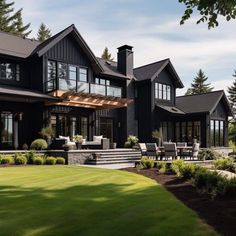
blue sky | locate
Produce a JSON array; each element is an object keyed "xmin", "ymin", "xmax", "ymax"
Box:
[{"xmin": 15, "ymin": 0, "xmax": 236, "ymax": 95}]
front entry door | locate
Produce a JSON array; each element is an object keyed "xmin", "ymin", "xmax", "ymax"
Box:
[{"xmin": 99, "ymin": 117, "xmax": 113, "ymax": 141}]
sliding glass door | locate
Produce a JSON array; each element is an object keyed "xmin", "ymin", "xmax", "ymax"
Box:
[
  {"xmin": 51, "ymin": 114, "xmax": 88, "ymax": 139},
  {"xmin": 99, "ymin": 118, "xmax": 113, "ymax": 141}
]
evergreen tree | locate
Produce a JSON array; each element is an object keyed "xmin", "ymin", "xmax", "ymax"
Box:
[
  {"xmin": 0, "ymin": 1, "xmax": 31, "ymax": 36},
  {"xmin": 0, "ymin": 0, "xmax": 15, "ymax": 32},
  {"xmin": 101, "ymin": 47, "xmax": 113, "ymax": 61},
  {"xmin": 37, "ymin": 23, "xmax": 51, "ymax": 42},
  {"xmin": 185, "ymin": 69, "xmax": 213, "ymax": 95},
  {"xmin": 227, "ymin": 71, "xmax": 236, "ymax": 116},
  {"xmin": 12, "ymin": 9, "xmax": 31, "ymax": 37}
]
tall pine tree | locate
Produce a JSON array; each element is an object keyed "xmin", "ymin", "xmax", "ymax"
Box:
[
  {"xmin": 0, "ymin": 0, "xmax": 15, "ymax": 32},
  {"xmin": 0, "ymin": 0, "xmax": 31, "ymax": 36},
  {"xmin": 185, "ymin": 69, "xmax": 213, "ymax": 95},
  {"xmin": 13, "ymin": 9, "xmax": 31, "ymax": 37},
  {"xmin": 227, "ymin": 71, "xmax": 236, "ymax": 117},
  {"xmin": 101, "ymin": 47, "xmax": 113, "ymax": 61},
  {"xmin": 37, "ymin": 23, "xmax": 51, "ymax": 42}
]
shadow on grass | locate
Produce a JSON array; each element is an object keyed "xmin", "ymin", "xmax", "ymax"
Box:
[{"xmin": 0, "ymin": 182, "xmax": 215, "ymax": 236}]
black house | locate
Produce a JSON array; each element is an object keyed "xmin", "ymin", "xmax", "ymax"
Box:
[{"xmin": 0, "ymin": 24, "xmax": 231, "ymax": 150}]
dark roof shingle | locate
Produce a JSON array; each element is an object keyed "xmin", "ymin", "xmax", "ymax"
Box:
[
  {"xmin": 97, "ymin": 58, "xmax": 131, "ymax": 79},
  {"xmin": 134, "ymin": 59, "xmax": 169, "ymax": 81},
  {"xmin": 0, "ymin": 31, "xmax": 40, "ymax": 58},
  {"xmin": 176, "ymin": 90, "xmax": 231, "ymax": 115}
]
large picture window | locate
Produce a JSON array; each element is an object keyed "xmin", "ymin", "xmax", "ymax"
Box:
[
  {"xmin": 175, "ymin": 121, "xmax": 201, "ymax": 145},
  {"xmin": 210, "ymin": 119, "xmax": 225, "ymax": 146},
  {"xmin": 155, "ymin": 82, "xmax": 171, "ymax": 100},
  {"xmin": 0, "ymin": 63, "xmax": 20, "ymax": 81}
]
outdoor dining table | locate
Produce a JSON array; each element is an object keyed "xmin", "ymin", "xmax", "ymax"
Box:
[{"xmin": 158, "ymin": 146, "xmax": 193, "ymax": 158}]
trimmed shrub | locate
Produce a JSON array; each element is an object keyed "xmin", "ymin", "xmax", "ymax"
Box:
[
  {"xmin": 30, "ymin": 139, "xmax": 48, "ymax": 150},
  {"xmin": 56, "ymin": 157, "xmax": 65, "ymax": 165},
  {"xmin": 127, "ymin": 135, "xmax": 139, "ymax": 147},
  {"xmin": 221, "ymin": 177, "xmax": 236, "ymax": 197},
  {"xmin": 15, "ymin": 154, "xmax": 27, "ymax": 165},
  {"xmin": 45, "ymin": 157, "xmax": 57, "ymax": 165},
  {"xmin": 26, "ymin": 151, "xmax": 36, "ymax": 164},
  {"xmin": 139, "ymin": 157, "xmax": 155, "ymax": 169},
  {"xmin": 180, "ymin": 164, "xmax": 197, "ymax": 180},
  {"xmin": 171, "ymin": 160, "xmax": 185, "ymax": 176},
  {"xmin": 213, "ymin": 159, "xmax": 235, "ymax": 173},
  {"xmin": 157, "ymin": 161, "xmax": 167, "ymax": 174},
  {"xmin": 33, "ymin": 156, "xmax": 44, "ymax": 165},
  {"xmin": 198, "ymin": 148, "xmax": 223, "ymax": 160},
  {"xmin": 1, "ymin": 155, "xmax": 15, "ymax": 165}
]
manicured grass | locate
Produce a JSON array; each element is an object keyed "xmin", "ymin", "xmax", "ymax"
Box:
[{"xmin": 0, "ymin": 166, "xmax": 216, "ymax": 236}]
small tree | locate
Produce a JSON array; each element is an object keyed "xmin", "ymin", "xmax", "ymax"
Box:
[
  {"xmin": 37, "ymin": 23, "xmax": 51, "ymax": 42},
  {"xmin": 101, "ymin": 47, "xmax": 113, "ymax": 61},
  {"xmin": 185, "ymin": 69, "xmax": 213, "ymax": 95}
]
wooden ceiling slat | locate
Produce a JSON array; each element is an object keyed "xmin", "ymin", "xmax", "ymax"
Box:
[{"xmin": 48, "ymin": 90, "xmax": 133, "ymax": 109}]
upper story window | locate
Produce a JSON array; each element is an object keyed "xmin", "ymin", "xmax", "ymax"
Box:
[
  {"xmin": 58, "ymin": 63, "xmax": 76, "ymax": 91},
  {"xmin": 95, "ymin": 78, "xmax": 110, "ymax": 86},
  {"xmin": 47, "ymin": 61, "xmax": 56, "ymax": 91},
  {"xmin": 0, "ymin": 63, "xmax": 20, "ymax": 81},
  {"xmin": 155, "ymin": 82, "xmax": 171, "ymax": 101},
  {"xmin": 79, "ymin": 68, "xmax": 87, "ymax": 82}
]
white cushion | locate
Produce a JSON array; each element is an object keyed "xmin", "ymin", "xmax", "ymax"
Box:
[
  {"xmin": 93, "ymin": 135, "xmax": 103, "ymax": 142},
  {"xmin": 67, "ymin": 141, "xmax": 76, "ymax": 146},
  {"xmin": 59, "ymin": 136, "xmax": 70, "ymax": 143},
  {"xmin": 82, "ymin": 139, "xmax": 86, "ymax": 144}
]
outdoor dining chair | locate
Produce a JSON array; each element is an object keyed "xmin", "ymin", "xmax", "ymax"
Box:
[
  {"xmin": 163, "ymin": 143, "xmax": 177, "ymax": 160},
  {"xmin": 138, "ymin": 143, "xmax": 147, "ymax": 156},
  {"xmin": 145, "ymin": 143, "xmax": 159, "ymax": 160}
]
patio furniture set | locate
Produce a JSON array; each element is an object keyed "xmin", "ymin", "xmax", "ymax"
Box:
[
  {"xmin": 138, "ymin": 142, "xmax": 200, "ymax": 160},
  {"xmin": 50, "ymin": 135, "xmax": 110, "ymax": 150}
]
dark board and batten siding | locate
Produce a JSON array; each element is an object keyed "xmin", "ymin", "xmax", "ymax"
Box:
[{"xmin": 45, "ymin": 34, "xmax": 90, "ymax": 67}]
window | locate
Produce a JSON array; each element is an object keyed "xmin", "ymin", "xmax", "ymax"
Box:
[
  {"xmin": 95, "ymin": 78, "xmax": 110, "ymax": 86},
  {"xmin": 0, "ymin": 63, "xmax": 20, "ymax": 81},
  {"xmin": 79, "ymin": 68, "xmax": 87, "ymax": 82},
  {"xmin": 46, "ymin": 60, "xmax": 56, "ymax": 91},
  {"xmin": 176, "ymin": 121, "xmax": 201, "ymax": 144},
  {"xmin": 210, "ymin": 119, "xmax": 225, "ymax": 147},
  {"xmin": 58, "ymin": 63, "xmax": 76, "ymax": 91},
  {"xmin": 69, "ymin": 65, "xmax": 77, "ymax": 81},
  {"xmin": 0, "ymin": 112, "xmax": 13, "ymax": 148},
  {"xmin": 155, "ymin": 82, "xmax": 171, "ymax": 100}
]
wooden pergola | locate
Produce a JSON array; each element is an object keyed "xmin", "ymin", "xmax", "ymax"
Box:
[{"xmin": 46, "ymin": 90, "xmax": 133, "ymax": 109}]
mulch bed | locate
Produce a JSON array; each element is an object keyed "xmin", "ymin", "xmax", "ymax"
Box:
[{"xmin": 124, "ymin": 168, "xmax": 236, "ymax": 236}]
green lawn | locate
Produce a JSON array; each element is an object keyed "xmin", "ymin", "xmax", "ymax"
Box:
[{"xmin": 0, "ymin": 166, "xmax": 217, "ymax": 236}]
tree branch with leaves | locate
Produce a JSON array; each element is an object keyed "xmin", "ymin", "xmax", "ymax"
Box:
[{"xmin": 179, "ymin": 0, "xmax": 236, "ymax": 29}]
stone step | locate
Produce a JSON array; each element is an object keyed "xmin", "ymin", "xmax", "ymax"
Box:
[
  {"xmin": 88, "ymin": 159, "xmax": 141, "ymax": 165},
  {"xmin": 99, "ymin": 153, "xmax": 141, "ymax": 158}
]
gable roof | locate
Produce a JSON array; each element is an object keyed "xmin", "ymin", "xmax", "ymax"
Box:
[
  {"xmin": 0, "ymin": 31, "xmax": 40, "ymax": 58},
  {"xmin": 176, "ymin": 90, "xmax": 232, "ymax": 115},
  {"xmin": 134, "ymin": 58, "xmax": 184, "ymax": 88},
  {"xmin": 33, "ymin": 24, "xmax": 104, "ymax": 73}
]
